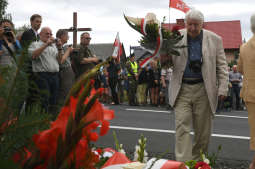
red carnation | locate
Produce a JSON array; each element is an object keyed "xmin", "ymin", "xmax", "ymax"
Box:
[
  {"xmin": 195, "ymin": 161, "xmax": 211, "ymax": 169},
  {"xmin": 172, "ymin": 25, "xmax": 181, "ymax": 35}
]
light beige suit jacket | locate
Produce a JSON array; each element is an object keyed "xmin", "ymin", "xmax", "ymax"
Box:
[
  {"xmin": 169, "ymin": 29, "xmax": 229, "ymax": 113},
  {"xmin": 238, "ymin": 35, "xmax": 255, "ymax": 103}
]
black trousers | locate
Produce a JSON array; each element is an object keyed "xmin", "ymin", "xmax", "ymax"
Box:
[
  {"xmin": 34, "ymin": 72, "xmax": 59, "ymax": 113},
  {"xmin": 109, "ymin": 77, "xmax": 119, "ymax": 104},
  {"xmin": 231, "ymin": 84, "xmax": 241, "ymax": 109}
]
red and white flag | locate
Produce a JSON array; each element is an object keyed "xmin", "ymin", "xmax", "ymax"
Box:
[
  {"xmin": 139, "ymin": 26, "xmax": 163, "ymax": 68},
  {"xmin": 101, "ymin": 152, "xmax": 131, "ymax": 169},
  {"xmin": 169, "ymin": 0, "xmax": 190, "ymax": 13},
  {"xmin": 145, "ymin": 158, "xmax": 187, "ymax": 169},
  {"xmin": 101, "ymin": 151, "xmax": 188, "ymax": 169},
  {"xmin": 112, "ymin": 32, "xmax": 122, "ymax": 62}
]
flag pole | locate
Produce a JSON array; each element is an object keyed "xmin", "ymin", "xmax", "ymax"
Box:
[{"xmin": 169, "ymin": 0, "xmax": 171, "ymax": 31}]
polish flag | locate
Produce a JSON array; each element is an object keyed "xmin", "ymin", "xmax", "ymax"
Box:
[
  {"xmin": 144, "ymin": 158, "xmax": 187, "ymax": 169},
  {"xmin": 112, "ymin": 32, "xmax": 122, "ymax": 63},
  {"xmin": 101, "ymin": 152, "xmax": 131, "ymax": 169},
  {"xmin": 101, "ymin": 151, "xmax": 187, "ymax": 169},
  {"xmin": 169, "ymin": 0, "xmax": 190, "ymax": 13}
]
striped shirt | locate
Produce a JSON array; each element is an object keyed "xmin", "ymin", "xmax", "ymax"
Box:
[{"xmin": 0, "ymin": 40, "xmax": 21, "ymax": 68}]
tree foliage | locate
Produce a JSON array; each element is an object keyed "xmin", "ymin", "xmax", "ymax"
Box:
[{"xmin": 0, "ymin": 0, "xmax": 8, "ymax": 20}]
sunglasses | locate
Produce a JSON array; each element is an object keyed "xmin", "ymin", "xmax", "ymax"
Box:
[{"xmin": 83, "ymin": 37, "xmax": 91, "ymax": 40}]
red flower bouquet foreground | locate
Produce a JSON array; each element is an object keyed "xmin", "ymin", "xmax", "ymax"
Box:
[
  {"xmin": 10, "ymin": 59, "xmax": 219, "ymax": 169},
  {"xmin": 13, "ymin": 62, "xmax": 114, "ymax": 169}
]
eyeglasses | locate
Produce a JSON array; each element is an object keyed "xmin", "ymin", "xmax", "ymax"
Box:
[{"xmin": 45, "ymin": 33, "xmax": 53, "ymax": 36}]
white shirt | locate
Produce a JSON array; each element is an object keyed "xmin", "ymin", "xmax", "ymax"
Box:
[
  {"xmin": 28, "ymin": 40, "xmax": 59, "ymax": 72},
  {"xmin": 161, "ymin": 68, "xmax": 172, "ymax": 81}
]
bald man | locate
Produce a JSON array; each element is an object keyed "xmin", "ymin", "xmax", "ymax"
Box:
[{"xmin": 28, "ymin": 27, "xmax": 63, "ymax": 113}]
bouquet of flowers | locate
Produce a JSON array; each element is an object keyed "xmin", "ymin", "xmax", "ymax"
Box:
[
  {"xmin": 124, "ymin": 13, "xmax": 185, "ymax": 67},
  {"xmin": 9, "ymin": 58, "xmax": 115, "ymax": 169},
  {"xmin": 185, "ymin": 146, "xmax": 222, "ymax": 169}
]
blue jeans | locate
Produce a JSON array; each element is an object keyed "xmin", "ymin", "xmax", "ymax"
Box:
[
  {"xmin": 35, "ymin": 72, "xmax": 59, "ymax": 113},
  {"xmin": 230, "ymin": 84, "xmax": 241, "ymax": 110}
]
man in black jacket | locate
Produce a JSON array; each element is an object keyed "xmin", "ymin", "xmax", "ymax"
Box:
[
  {"xmin": 20, "ymin": 14, "xmax": 42, "ymax": 111},
  {"xmin": 107, "ymin": 58, "xmax": 121, "ymax": 105},
  {"xmin": 21, "ymin": 14, "xmax": 42, "ymax": 46}
]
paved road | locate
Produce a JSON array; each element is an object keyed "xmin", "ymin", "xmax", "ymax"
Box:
[{"xmin": 96, "ymin": 104, "xmax": 253, "ymax": 161}]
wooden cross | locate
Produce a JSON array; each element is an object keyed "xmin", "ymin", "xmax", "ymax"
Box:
[{"xmin": 63, "ymin": 12, "xmax": 92, "ymax": 48}]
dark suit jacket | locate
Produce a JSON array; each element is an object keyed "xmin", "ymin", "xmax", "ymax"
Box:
[
  {"xmin": 20, "ymin": 29, "xmax": 39, "ymax": 75},
  {"xmin": 20, "ymin": 28, "xmax": 38, "ymax": 48}
]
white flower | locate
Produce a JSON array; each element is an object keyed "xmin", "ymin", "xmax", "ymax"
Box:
[
  {"xmin": 118, "ymin": 144, "xmax": 126, "ymax": 155},
  {"xmin": 133, "ymin": 153, "xmax": 138, "ymax": 161},
  {"xmin": 203, "ymin": 158, "xmax": 210, "ymax": 164},
  {"xmin": 143, "ymin": 150, "xmax": 148, "ymax": 162},
  {"xmin": 201, "ymin": 153, "xmax": 210, "ymax": 164},
  {"xmin": 119, "ymin": 149, "xmax": 126, "ymax": 155},
  {"xmin": 133, "ymin": 145, "xmax": 139, "ymax": 161},
  {"xmin": 135, "ymin": 145, "xmax": 139, "ymax": 152}
]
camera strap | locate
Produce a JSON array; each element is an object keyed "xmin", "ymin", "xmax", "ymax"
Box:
[{"xmin": 2, "ymin": 40, "xmax": 17, "ymax": 63}]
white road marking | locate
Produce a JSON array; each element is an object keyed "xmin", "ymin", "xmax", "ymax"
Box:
[
  {"xmin": 125, "ymin": 108, "xmax": 248, "ymax": 119},
  {"xmin": 110, "ymin": 125, "xmax": 250, "ymax": 140},
  {"xmin": 215, "ymin": 114, "xmax": 248, "ymax": 119},
  {"xmin": 126, "ymin": 108, "xmax": 170, "ymax": 113}
]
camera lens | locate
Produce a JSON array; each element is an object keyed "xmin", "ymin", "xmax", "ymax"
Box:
[
  {"xmin": 3, "ymin": 26, "xmax": 12, "ymax": 37},
  {"xmin": 189, "ymin": 60, "xmax": 202, "ymax": 73}
]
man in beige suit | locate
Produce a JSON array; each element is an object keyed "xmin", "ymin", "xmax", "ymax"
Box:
[
  {"xmin": 168, "ymin": 9, "xmax": 229, "ymax": 161},
  {"xmin": 237, "ymin": 13, "xmax": 255, "ymax": 169}
]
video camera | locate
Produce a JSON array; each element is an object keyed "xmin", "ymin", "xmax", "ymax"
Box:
[
  {"xmin": 3, "ymin": 26, "xmax": 13, "ymax": 37},
  {"xmin": 189, "ymin": 58, "xmax": 202, "ymax": 73}
]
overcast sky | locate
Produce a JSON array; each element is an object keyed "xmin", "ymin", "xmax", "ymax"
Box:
[{"xmin": 6, "ymin": 0, "xmax": 255, "ymax": 55}]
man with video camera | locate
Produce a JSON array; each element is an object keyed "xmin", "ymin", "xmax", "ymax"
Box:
[
  {"xmin": 167, "ymin": 9, "xmax": 229, "ymax": 162},
  {"xmin": 0, "ymin": 19, "xmax": 22, "ymax": 67},
  {"xmin": 28, "ymin": 27, "xmax": 63, "ymax": 114}
]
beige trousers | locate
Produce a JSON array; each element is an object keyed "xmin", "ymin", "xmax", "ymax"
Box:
[
  {"xmin": 137, "ymin": 83, "xmax": 147, "ymax": 104},
  {"xmin": 174, "ymin": 83, "xmax": 212, "ymax": 162},
  {"xmin": 245, "ymin": 102, "xmax": 255, "ymax": 150}
]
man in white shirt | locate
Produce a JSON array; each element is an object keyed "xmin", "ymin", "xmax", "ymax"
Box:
[{"xmin": 28, "ymin": 27, "xmax": 63, "ymax": 114}]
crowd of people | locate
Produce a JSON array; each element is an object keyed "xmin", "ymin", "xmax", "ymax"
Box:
[
  {"xmin": 0, "ymin": 14, "xmax": 104, "ymax": 114},
  {"xmin": 0, "ymin": 9, "xmax": 255, "ymax": 169},
  {"xmin": 0, "ymin": 14, "xmax": 245, "ymax": 113},
  {"xmin": 92, "ymin": 53, "xmax": 174, "ymax": 109}
]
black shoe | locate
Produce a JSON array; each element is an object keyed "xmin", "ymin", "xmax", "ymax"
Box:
[{"xmin": 165, "ymin": 105, "xmax": 173, "ymax": 110}]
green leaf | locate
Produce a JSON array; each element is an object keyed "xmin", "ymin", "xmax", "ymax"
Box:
[
  {"xmin": 113, "ymin": 131, "xmax": 120, "ymax": 151},
  {"xmin": 65, "ymin": 115, "xmax": 74, "ymax": 145},
  {"xmin": 56, "ymin": 134, "xmax": 64, "ymax": 166},
  {"xmin": 0, "ymin": 157, "xmax": 22, "ymax": 169},
  {"xmin": 169, "ymin": 49, "xmax": 180, "ymax": 56},
  {"xmin": 123, "ymin": 14, "xmax": 142, "ymax": 34},
  {"xmin": 75, "ymin": 81, "xmax": 92, "ymax": 123},
  {"xmin": 185, "ymin": 160, "xmax": 197, "ymax": 169}
]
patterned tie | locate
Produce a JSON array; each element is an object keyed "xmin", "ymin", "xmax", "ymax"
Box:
[{"xmin": 36, "ymin": 33, "xmax": 40, "ymax": 41}]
